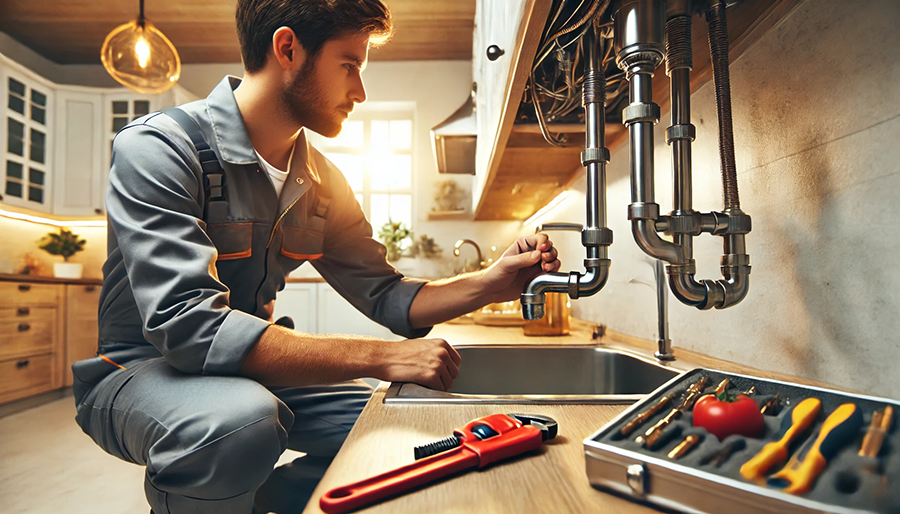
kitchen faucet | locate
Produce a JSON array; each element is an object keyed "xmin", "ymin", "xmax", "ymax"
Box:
[{"xmin": 453, "ymin": 239, "xmax": 483, "ymax": 269}]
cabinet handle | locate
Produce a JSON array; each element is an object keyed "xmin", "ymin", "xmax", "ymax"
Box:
[
  {"xmin": 85, "ymin": 285, "xmax": 96, "ymax": 292},
  {"xmin": 16, "ymin": 360, "xmax": 30, "ymax": 369},
  {"xmin": 487, "ymin": 45, "xmax": 505, "ymax": 61},
  {"xmin": 18, "ymin": 323, "xmax": 31, "ymax": 332},
  {"xmin": 94, "ymin": 208, "xmax": 103, "ymax": 215},
  {"xmin": 17, "ymin": 307, "xmax": 30, "ymax": 316},
  {"xmin": 18, "ymin": 284, "xmax": 31, "ymax": 292}
]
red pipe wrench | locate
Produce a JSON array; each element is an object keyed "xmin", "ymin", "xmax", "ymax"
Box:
[{"xmin": 319, "ymin": 413, "xmax": 558, "ymax": 513}]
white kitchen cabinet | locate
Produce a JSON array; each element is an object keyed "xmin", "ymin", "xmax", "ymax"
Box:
[
  {"xmin": 0, "ymin": 56, "xmax": 55, "ymax": 213},
  {"xmin": 52, "ymin": 90, "xmax": 103, "ymax": 215},
  {"xmin": 272, "ymin": 282, "xmax": 319, "ymax": 334},
  {"xmin": 472, "ymin": 0, "xmax": 529, "ymax": 205},
  {"xmin": 317, "ymin": 283, "xmax": 403, "ymax": 340}
]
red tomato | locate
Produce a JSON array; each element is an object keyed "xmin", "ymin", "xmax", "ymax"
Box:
[{"xmin": 692, "ymin": 393, "xmax": 765, "ymax": 440}]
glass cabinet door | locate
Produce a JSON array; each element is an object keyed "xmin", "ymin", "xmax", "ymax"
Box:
[{"xmin": 3, "ymin": 71, "xmax": 52, "ymax": 211}]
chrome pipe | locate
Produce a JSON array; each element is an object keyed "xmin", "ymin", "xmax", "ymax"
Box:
[
  {"xmin": 522, "ymin": 26, "xmax": 612, "ymax": 320},
  {"xmin": 655, "ymin": 260, "xmax": 673, "ymax": 361}
]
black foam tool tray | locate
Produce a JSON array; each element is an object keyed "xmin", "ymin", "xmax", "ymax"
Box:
[{"xmin": 584, "ymin": 368, "xmax": 899, "ymax": 513}]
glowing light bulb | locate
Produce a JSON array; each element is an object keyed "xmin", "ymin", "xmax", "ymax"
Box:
[
  {"xmin": 135, "ymin": 37, "xmax": 151, "ymax": 68},
  {"xmin": 100, "ymin": 5, "xmax": 180, "ymax": 94}
]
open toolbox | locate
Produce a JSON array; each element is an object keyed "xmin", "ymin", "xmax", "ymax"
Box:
[{"xmin": 584, "ymin": 368, "xmax": 898, "ymax": 513}]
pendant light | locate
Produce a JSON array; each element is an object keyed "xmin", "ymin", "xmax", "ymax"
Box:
[{"xmin": 100, "ymin": 0, "xmax": 181, "ymax": 94}]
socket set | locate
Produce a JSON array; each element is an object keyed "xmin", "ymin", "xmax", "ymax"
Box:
[{"xmin": 584, "ymin": 368, "xmax": 898, "ymax": 513}]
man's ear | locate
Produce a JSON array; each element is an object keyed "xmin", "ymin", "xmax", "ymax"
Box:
[{"xmin": 271, "ymin": 26, "xmax": 307, "ymax": 71}]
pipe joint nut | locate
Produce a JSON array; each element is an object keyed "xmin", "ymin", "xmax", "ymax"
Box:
[
  {"xmin": 664, "ymin": 211, "xmax": 703, "ymax": 235},
  {"xmin": 584, "ymin": 257, "xmax": 610, "ymax": 269},
  {"xmin": 582, "ymin": 227, "xmax": 613, "ymax": 246},
  {"xmin": 568, "ymin": 272, "xmax": 581, "ymax": 299},
  {"xmin": 628, "ymin": 202, "xmax": 660, "ymax": 221},
  {"xmin": 724, "ymin": 211, "xmax": 752, "ymax": 234},
  {"xmin": 667, "ymin": 261, "xmax": 697, "ymax": 276},
  {"xmin": 616, "ymin": 49, "xmax": 664, "ymax": 75},
  {"xmin": 666, "ymin": 124, "xmax": 696, "ymax": 143},
  {"xmin": 720, "ymin": 253, "xmax": 750, "ymax": 268},
  {"xmin": 623, "ymin": 102, "xmax": 661, "ymax": 125},
  {"xmin": 581, "ymin": 147, "xmax": 610, "ymax": 166}
]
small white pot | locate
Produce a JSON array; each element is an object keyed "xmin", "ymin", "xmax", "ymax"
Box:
[{"xmin": 53, "ymin": 262, "xmax": 83, "ymax": 279}]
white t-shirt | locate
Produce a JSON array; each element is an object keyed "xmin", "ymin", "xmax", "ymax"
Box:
[{"xmin": 255, "ymin": 142, "xmax": 295, "ymax": 198}]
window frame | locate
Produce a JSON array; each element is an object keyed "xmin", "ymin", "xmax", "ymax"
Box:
[{"xmin": 308, "ymin": 107, "xmax": 416, "ymax": 236}]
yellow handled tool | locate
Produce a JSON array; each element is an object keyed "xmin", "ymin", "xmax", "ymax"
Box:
[
  {"xmin": 767, "ymin": 403, "xmax": 863, "ymax": 495},
  {"xmin": 740, "ymin": 398, "xmax": 821, "ymax": 480}
]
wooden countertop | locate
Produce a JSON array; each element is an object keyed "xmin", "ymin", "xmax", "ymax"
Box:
[
  {"xmin": 302, "ymin": 321, "xmax": 840, "ymax": 514},
  {"xmin": 0, "ymin": 272, "xmax": 102, "ymax": 286}
]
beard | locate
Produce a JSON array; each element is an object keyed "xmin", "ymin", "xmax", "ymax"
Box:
[{"xmin": 281, "ymin": 57, "xmax": 347, "ymax": 138}]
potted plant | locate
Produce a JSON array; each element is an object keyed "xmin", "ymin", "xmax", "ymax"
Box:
[
  {"xmin": 37, "ymin": 228, "xmax": 86, "ymax": 279},
  {"xmin": 406, "ymin": 234, "xmax": 446, "ymax": 278},
  {"xmin": 377, "ymin": 220, "xmax": 411, "ymax": 263}
]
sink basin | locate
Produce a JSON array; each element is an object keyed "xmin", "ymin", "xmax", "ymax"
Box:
[{"xmin": 383, "ymin": 345, "xmax": 685, "ymax": 404}]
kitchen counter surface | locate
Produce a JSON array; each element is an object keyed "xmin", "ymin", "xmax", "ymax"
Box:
[
  {"xmin": 0, "ymin": 272, "xmax": 102, "ymax": 285},
  {"xmin": 301, "ymin": 320, "xmax": 842, "ymax": 514}
]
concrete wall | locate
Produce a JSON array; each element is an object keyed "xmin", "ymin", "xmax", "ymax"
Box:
[{"xmin": 543, "ymin": 0, "xmax": 900, "ymax": 398}]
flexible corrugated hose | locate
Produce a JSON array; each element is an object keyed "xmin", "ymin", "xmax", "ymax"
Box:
[{"xmin": 706, "ymin": 1, "xmax": 740, "ymax": 210}]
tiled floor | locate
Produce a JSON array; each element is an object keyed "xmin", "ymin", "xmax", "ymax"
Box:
[{"xmin": 0, "ymin": 394, "xmax": 303, "ymax": 513}]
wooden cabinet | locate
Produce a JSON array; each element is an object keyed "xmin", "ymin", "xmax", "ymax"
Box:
[
  {"xmin": 0, "ymin": 281, "xmax": 63, "ymax": 404},
  {"xmin": 63, "ymin": 284, "xmax": 100, "ymax": 387}
]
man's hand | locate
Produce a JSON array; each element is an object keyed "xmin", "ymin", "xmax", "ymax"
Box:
[
  {"xmin": 481, "ymin": 233, "xmax": 561, "ymax": 303},
  {"xmin": 376, "ymin": 338, "xmax": 461, "ymax": 390}
]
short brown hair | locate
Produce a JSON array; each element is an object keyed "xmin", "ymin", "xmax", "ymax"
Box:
[{"xmin": 236, "ymin": 0, "xmax": 393, "ymax": 73}]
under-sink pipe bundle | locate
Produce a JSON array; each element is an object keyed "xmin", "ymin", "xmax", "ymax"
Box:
[
  {"xmin": 615, "ymin": 0, "xmax": 752, "ymax": 310},
  {"xmin": 521, "ymin": 24, "xmax": 613, "ymax": 320}
]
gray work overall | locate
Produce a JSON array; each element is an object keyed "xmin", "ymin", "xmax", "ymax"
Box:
[{"xmin": 72, "ymin": 76, "xmax": 431, "ymax": 513}]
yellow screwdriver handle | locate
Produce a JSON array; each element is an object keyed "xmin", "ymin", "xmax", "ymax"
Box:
[
  {"xmin": 740, "ymin": 398, "xmax": 821, "ymax": 480},
  {"xmin": 767, "ymin": 403, "xmax": 863, "ymax": 495}
]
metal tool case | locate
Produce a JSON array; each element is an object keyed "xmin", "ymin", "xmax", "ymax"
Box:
[{"xmin": 584, "ymin": 368, "xmax": 899, "ymax": 513}]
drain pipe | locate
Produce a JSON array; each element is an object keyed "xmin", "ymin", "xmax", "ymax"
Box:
[
  {"xmin": 614, "ymin": 0, "xmax": 751, "ymax": 310},
  {"xmin": 522, "ymin": 26, "xmax": 612, "ymax": 320},
  {"xmin": 615, "ymin": 0, "xmax": 682, "ymax": 266}
]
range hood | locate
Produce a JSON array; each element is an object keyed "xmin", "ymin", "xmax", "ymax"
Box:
[{"xmin": 431, "ymin": 85, "xmax": 476, "ymax": 174}]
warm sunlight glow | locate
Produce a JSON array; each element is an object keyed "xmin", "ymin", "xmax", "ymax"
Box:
[
  {"xmin": 524, "ymin": 191, "xmax": 571, "ymax": 229},
  {"xmin": 0, "ymin": 207, "xmax": 107, "ymax": 228}
]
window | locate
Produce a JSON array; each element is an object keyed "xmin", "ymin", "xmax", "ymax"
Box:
[
  {"xmin": 4, "ymin": 73, "xmax": 50, "ymax": 207},
  {"xmin": 308, "ymin": 110, "xmax": 414, "ymax": 237}
]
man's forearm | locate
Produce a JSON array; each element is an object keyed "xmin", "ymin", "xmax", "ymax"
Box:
[
  {"xmin": 408, "ymin": 270, "xmax": 495, "ymax": 329},
  {"xmin": 239, "ymin": 325, "xmax": 387, "ymax": 386}
]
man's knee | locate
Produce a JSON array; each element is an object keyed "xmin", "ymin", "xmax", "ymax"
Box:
[{"xmin": 147, "ymin": 379, "xmax": 293, "ymax": 500}]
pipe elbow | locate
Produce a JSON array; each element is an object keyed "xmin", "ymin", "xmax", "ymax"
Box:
[
  {"xmin": 718, "ymin": 271, "xmax": 750, "ymax": 309},
  {"xmin": 668, "ymin": 272, "xmax": 708, "ymax": 308},
  {"xmin": 577, "ymin": 263, "xmax": 610, "ymax": 297},
  {"xmin": 521, "ymin": 272, "xmax": 569, "ymax": 320},
  {"xmin": 633, "ymin": 220, "xmax": 681, "ymax": 264}
]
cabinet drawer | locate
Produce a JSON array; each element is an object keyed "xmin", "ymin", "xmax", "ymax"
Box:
[
  {"xmin": 0, "ymin": 354, "xmax": 53, "ymax": 397},
  {"xmin": 0, "ymin": 316, "xmax": 55, "ymax": 359},
  {"xmin": 66, "ymin": 284, "xmax": 101, "ymax": 319},
  {"xmin": 0, "ymin": 282, "xmax": 60, "ymax": 307}
]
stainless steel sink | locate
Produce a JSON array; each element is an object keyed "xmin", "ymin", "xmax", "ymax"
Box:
[{"xmin": 383, "ymin": 345, "xmax": 685, "ymax": 404}]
